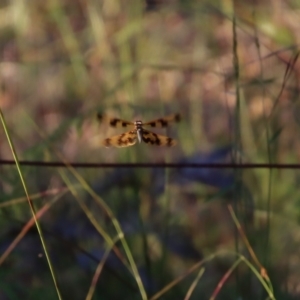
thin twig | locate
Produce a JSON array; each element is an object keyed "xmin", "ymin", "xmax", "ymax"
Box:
[{"xmin": 1, "ymin": 160, "xmax": 300, "ymax": 169}]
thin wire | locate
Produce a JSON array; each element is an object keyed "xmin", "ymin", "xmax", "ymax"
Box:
[{"xmin": 1, "ymin": 160, "xmax": 300, "ymax": 169}]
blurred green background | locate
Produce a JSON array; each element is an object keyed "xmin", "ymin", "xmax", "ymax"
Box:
[{"xmin": 1, "ymin": 0, "xmax": 300, "ymax": 299}]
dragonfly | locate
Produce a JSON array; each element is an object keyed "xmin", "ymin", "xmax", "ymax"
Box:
[{"xmin": 97, "ymin": 113, "xmax": 181, "ymax": 147}]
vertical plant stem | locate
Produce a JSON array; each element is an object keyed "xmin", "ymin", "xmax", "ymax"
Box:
[
  {"xmin": 251, "ymin": 1, "xmax": 273, "ymax": 270},
  {"xmin": 232, "ymin": 1, "xmax": 243, "ymax": 294},
  {"xmin": 0, "ymin": 109, "xmax": 63, "ymax": 300}
]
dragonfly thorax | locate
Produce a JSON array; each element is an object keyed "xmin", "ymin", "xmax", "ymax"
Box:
[
  {"xmin": 135, "ymin": 121, "xmax": 143, "ymax": 143},
  {"xmin": 134, "ymin": 120, "xmax": 143, "ymax": 129}
]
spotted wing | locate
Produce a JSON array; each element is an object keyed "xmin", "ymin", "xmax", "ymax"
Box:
[
  {"xmin": 102, "ymin": 130, "xmax": 137, "ymax": 148},
  {"xmin": 97, "ymin": 113, "xmax": 134, "ymax": 128},
  {"xmin": 141, "ymin": 129, "xmax": 177, "ymax": 146},
  {"xmin": 143, "ymin": 113, "xmax": 181, "ymax": 128}
]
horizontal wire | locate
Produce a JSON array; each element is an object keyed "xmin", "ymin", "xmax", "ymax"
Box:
[{"xmin": 0, "ymin": 160, "xmax": 300, "ymax": 169}]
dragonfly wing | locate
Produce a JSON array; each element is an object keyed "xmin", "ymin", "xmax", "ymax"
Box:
[
  {"xmin": 97, "ymin": 113, "xmax": 134, "ymax": 128},
  {"xmin": 102, "ymin": 131, "xmax": 137, "ymax": 148},
  {"xmin": 143, "ymin": 113, "xmax": 181, "ymax": 128},
  {"xmin": 142, "ymin": 129, "xmax": 177, "ymax": 146}
]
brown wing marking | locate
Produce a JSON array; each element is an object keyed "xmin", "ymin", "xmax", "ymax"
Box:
[
  {"xmin": 102, "ymin": 131, "xmax": 137, "ymax": 148},
  {"xmin": 97, "ymin": 113, "xmax": 134, "ymax": 128},
  {"xmin": 141, "ymin": 129, "xmax": 176, "ymax": 146},
  {"xmin": 143, "ymin": 113, "xmax": 181, "ymax": 128}
]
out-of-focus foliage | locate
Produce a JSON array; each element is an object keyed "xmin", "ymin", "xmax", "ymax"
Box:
[{"xmin": 1, "ymin": 0, "xmax": 300, "ymax": 299}]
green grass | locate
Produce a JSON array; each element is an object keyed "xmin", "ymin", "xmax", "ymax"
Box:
[{"xmin": 1, "ymin": 0, "xmax": 300, "ymax": 299}]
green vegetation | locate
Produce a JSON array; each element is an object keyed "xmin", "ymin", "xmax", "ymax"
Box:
[{"xmin": 0, "ymin": 0, "xmax": 299, "ymax": 299}]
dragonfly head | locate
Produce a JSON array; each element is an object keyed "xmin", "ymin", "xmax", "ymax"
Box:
[{"xmin": 134, "ymin": 120, "xmax": 143, "ymax": 127}]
